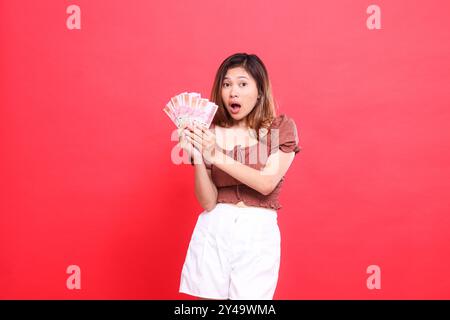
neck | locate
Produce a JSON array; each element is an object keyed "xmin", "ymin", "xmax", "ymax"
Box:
[{"xmin": 231, "ymin": 118, "xmax": 248, "ymax": 129}]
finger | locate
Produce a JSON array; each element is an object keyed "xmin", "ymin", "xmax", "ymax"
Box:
[
  {"xmin": 178, "ymin": 129, "xmax": 188, "ymax": 141},
  {"xmin": 178, "ymin": 124, "xmax": 190, "ymax": 134},
  {"xmin": 204, "ymin": 133, "xmax": 215, "ymax": 144},
  {"xmin": 187, "ymin": 127, "xmax": 204, "ymax": 143},
  {"xmin": 184, "ymin": 129, "xmax": 194, "ymax": 141},
  {"xmin": 199, "ymin": 126, "xmax": 213, "ymax": 139},
  {"xmin": 186, "ymin": 135, "xmax": 202, "ymax": 151},
  {"xmin": 201, "ymin": 130, "xmax": 213, "ymax": 143},
  {"xmin": 191, "ymin": 125, "xmax": 204, "ymax": 140},
  {"xmin": 199, "ymin": 125, "xmax": 211, "ymax": 133}
]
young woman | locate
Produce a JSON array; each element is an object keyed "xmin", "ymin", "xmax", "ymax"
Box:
[{"xmin": 177, "ymin": 53, "xmax": 301, "ymax": 300}]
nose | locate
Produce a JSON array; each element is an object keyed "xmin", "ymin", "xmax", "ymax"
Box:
[{"xmin": 230, "ymin": 85, "xmax": 239, "ymax": 98}]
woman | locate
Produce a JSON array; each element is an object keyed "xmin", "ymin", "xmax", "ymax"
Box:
[{"xmin": 178, "ymin": 53, "xmax": 301, "ymax": 300}]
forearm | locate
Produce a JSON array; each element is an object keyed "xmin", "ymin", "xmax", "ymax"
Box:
[
  {"xmin": 212, "ymin": 153, "xmax": 273, "ymax": 195},
  {"xmin": 193, "ymin": 162, "xmax": 218, "ymax": 211}
]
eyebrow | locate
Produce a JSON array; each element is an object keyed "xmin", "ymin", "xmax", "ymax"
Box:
[{"xmin": 223, "ymin": 76, "xmax": 249, "ymax": 80}]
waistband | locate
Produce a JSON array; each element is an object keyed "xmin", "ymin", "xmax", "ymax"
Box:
[{"xmin": 213, "ymin": 203, "xmax": 277, "ymax": 217}]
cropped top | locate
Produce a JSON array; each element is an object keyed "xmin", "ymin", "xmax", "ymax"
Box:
[{"xmin": 206, "ymin": 114, "xmax": 301, "ymax": 210}]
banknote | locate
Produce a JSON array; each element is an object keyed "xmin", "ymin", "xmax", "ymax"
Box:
[{"xmin": 163, "ymin": 92, "xmax": 218, "ymax": 128}]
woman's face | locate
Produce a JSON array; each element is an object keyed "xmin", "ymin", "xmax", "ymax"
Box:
[{"xmin": 221, "ymin": 66, "xmax": 260, "ymax": 124}]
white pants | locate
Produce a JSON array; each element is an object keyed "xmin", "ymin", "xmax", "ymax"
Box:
[{"xmin": 179, "ymin": 203, "xmax": 281, "ymax": 300}]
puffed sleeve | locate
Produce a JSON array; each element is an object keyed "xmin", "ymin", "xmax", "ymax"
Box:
[{"xmin": 270, "ymin": 115, "xmax": 302, "ymax": 155}]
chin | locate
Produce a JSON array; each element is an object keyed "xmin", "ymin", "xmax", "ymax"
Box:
[
  {"xmin": 230, "ymin": 114, "xmax": 246, "ymax": 121},
  {"xmin": 226, "ymin": 108, "xmax": 249, "ymax": 123}
]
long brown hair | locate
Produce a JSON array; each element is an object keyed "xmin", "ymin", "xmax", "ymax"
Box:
[{"xmin": 210, "ymin": 53, "xmax": 277, "ymax": 140}]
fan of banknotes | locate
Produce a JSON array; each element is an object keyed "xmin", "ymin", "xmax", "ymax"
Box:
[{"xmin": 163, "ymin": 92, "xmax": 218, "ymax": 128}]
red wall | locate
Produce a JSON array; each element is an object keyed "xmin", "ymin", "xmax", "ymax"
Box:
[{"xmin": 1, "ymin": 0, "xmax": 449, "ymax": 299}]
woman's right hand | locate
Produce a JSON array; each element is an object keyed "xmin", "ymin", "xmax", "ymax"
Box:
[{"xmin": 177, "ymin": 123, "xmax": 203, "ymax": 164}]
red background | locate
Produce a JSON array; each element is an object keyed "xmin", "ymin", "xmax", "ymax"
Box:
[{"xmin": 1, "ymin": 0, "xmax": 449, "ymax": 299}]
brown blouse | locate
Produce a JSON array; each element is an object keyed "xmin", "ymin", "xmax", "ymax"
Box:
[{"xmin": 206, "ymin": 114, "xmax": 302, "ymax": 210}]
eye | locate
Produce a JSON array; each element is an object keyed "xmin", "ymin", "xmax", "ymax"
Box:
[
  {"xmin": 239, "ymin": 82, "xmax": 248, "ymax": 87},
  {"xmin": 222, "ymin": 82, "xmax": 230, "ymax": 88}
]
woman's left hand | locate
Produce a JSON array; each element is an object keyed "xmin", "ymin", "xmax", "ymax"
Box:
[{"xmin": 185, "ymin": 123, "xmax": 217, "ymax": 166}]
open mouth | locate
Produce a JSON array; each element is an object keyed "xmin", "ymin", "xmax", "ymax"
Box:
[{"xmin": 229, "ymin": 103, "xmax": 241, "ymax": 114}]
